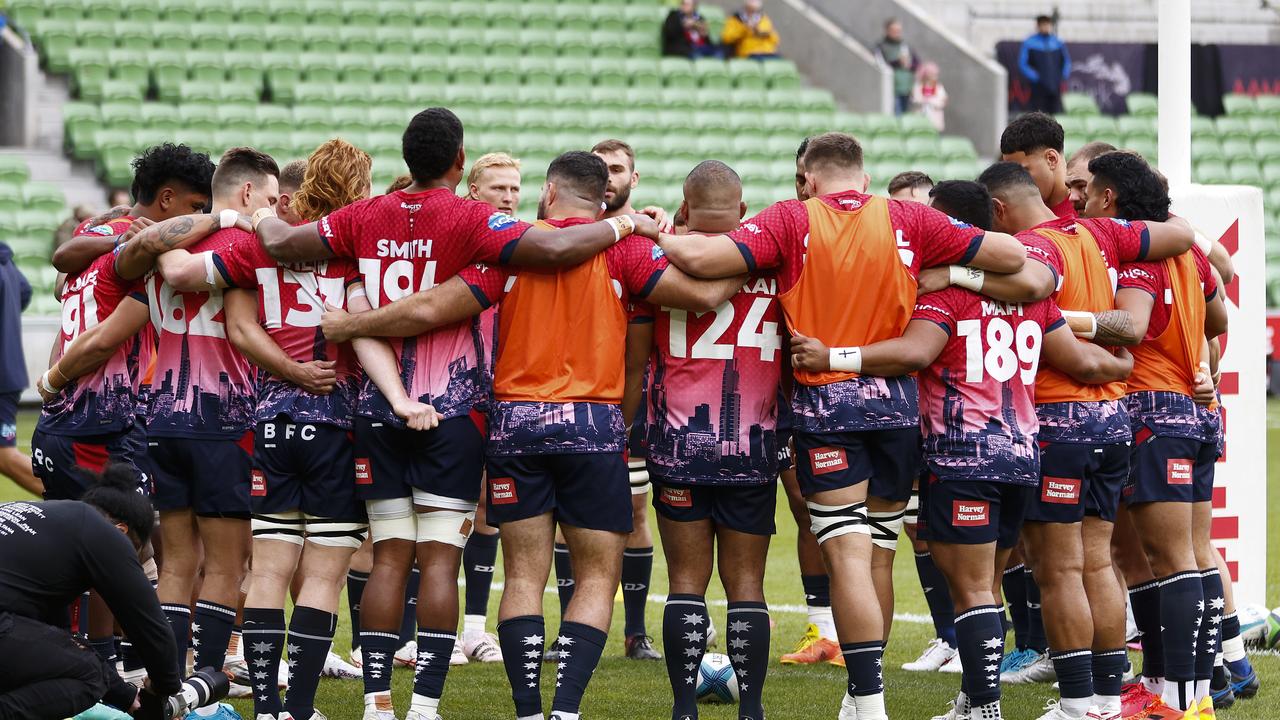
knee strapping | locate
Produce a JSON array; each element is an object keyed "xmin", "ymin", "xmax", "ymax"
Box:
[
  {"xmin": 252, "ymin": 512, "xmax": 306, "ymax": 546},
  {"xmin": 806, "ymin": 500, "xmax": 869, "ymax": 544},
  {"xmin": 868, "ymin": 508, "xmax": 906, "ymax": 551},
  {"xmin": 367, "ymin": 497, "xmax": 415, "ymax": 543},
  {"xmin": 904, "ymin": 493, "xmax": 920, "ymax": 525},
  {"xmin": 416, "ymin": 508, "xmax": 476, "ymax": 549},
  {"xmin": 303, "ymin": 515, "xmax": 369, "ymax": 549},
  {"xmin": 411, "ymin": 489, "xmax": 479, "ymax": 512}
]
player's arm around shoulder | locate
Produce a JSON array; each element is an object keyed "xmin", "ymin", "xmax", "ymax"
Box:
[
  {"xmin": 645, "ymin": 264, "xmax": 746, "ymax": 313},
  {"xmin": 39, "ymin": 296, "xmax": 150, "ymax": 401},
  {"xmin": 320, "ymin": 273, "xmax": 488, "ymax": 344},
  {"xmin": 1041, "ymin": 310, "xmax": 1134, "ymax": 384}
]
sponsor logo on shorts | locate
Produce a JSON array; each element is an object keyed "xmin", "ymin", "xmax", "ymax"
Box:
[
  {"xmin": 952, "ymin": 500, "xmax": 990, "ymax": 526},
  {"xmin": 354, "ymin": 458, "xmax": 372, "ymax": 485},
  {"xmin": 1167, "ymin": 458, "xmax": 1193, "ymax": 485},
  {"xmin": 808, "ymin": 447, "xmax": 848, "ymax": 475},
  {"xmin": 490, "ymin": 477, "xmax": 518, "ymax": 504},
  {"xmin": 660, "ymin": 487, "xmax": 692, "ymax": 507},
  {"xmin": 0, "ymin": 423, "xmax": 15, "ymax": 442},
  {"xmin": 1041, "ymin": 476, "xmax": 1082, "ymax": 504},
  {"xmin": 250, "ymin": 470, "xmax": 266, "ymax": 497}
]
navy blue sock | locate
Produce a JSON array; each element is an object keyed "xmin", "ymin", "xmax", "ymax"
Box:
[
  {"xmin": 1159, "ymin": 571, "xmax": 1204, "ymax": 709},
  {"xmin": 622, "ymin": 547, "xmax": 653, "ymax": 638},
  {"xmin": 284, "ymin": 606, "xmax": 335, "ymax": 720},
  {"xmin": 120, "ymin": 637, "xmax": 143, "ymax": 672},
  {"xmin": 915, "ymin": 552, "xmax": 957, "ymax": 646},
  {"xmin": 411, "ymin": 628, "xmax": 457, "ymax": 709},
  {"xmin": 161, "ymin": 603, "xmax": 191, "ymax": 668},
  {"xmin": 346, "ymin": 570, "xmax": 368, "ymax": 651},
  {"xmin": 497, "ymin": 615, "xmax": 545, "ymax": 718},
  {"xmin": 550, "ymin": 621, "xmax": 608, "ymax": 716},
  {"xmin": 663, "ymin": 594, "xmax": 707, "ymax": 719},
  {"xmin": 839, "ymin": 640, "xmax": 884, "ymax": 698},
  {"xmin": 89, "ymin": 636, "xmax": 117, "ymax": 663},
  {"xmin": 1024, "ymin": 568, "xmax": 1048, "ymax": 652},
  {"xmin": 1221, "ymin": 613, "xmax": 1255, "ymax": 677},
  {"xmin": 1002, "ymin": 563, "xmax": 1029, "ymax": 649},
  {"xmin": 400, "ymin": 567, "xmax": 420, "ymax": 644},
  {"xmin": 192, "ymin": 600, "xmax": 236, "ymax": 671},
  {"xmin": 554, "ymin": 544, "xmax": 575, "ymax": 617},
  {"xmin": 1198, "ymin": 568, "xmax": 1224, "ymax": 683},
  {"xmin": 800, "ymin": 574, "xmax": 830, "ymax": 608},
  {"xmin": 727, "ymin": 601, "xmax": 770, "ymax": 720},
  {"xmin": 242, "ymin": 607, "xmax": 286, "ymax": 716},
  {"xmin": 463, "ymin": 532, "xmax": 500, "ymax": 618},
  {"xmin": 1129, "ymin": 579, "xmax": 1164, "ymax": 678},
  {"xmin": 1051, "ymin": 648, "xmax": 1094, "ymax": 703},
  {"xmin": 954, "ymin": 605, "xmax": 1004, "ymax": 707},
  {"xmin": 359, "ymin": 630, "xmax": 400, "ymax": 696},
  {"xmin": 1093, "ymin": 648, "xmax": 1127, "ymax": 699}
]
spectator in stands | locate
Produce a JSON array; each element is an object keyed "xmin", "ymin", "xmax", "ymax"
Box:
[
  {"xmin": 663, "ymin": 0, "xmax": 721, "ymax": 59},
  {"xmin": 0, "ymin": 236, "xmax": 40, "ymax": 498},
  {"xmin": 722, "ymin": 0, "xmax": 780, "ymax": 60},
  {"xmin": 1019, "ymin": 14, "xmax": 1071, "ymax": 114},
  {"xmin": 912, "ymin": 61, "xmax": 948, "ymax": 132},
  {"xmin": 53, "ymin": 205, "xmax": 97, "ymax": 250},
  {"xmin": 887, "ymin": 171, "xmax": 934, "ymax": 202},
  {"xmin": 875, "ymin": 18, "xmax": 918, "ymax": 116}
]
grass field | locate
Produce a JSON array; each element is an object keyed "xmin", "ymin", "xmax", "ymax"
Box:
[{"xmin": 2, "ymin": 407, "xmax": 1276, "ymax": 720}]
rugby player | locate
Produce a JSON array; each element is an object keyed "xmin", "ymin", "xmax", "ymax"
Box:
[
  {"xmin": 1065, "ymin": 142, "xmax": 1117, "ymax": 216},
  {"xmin": 646, "ymin": 161, "xmax": 783, "ymax": 720},
  {"xmin": 790, "ymin": 248, "xmax": 1133, "ymax": 720},
  {"xmin": 1000, "ymin": 112, "xmax": 1075, "ymax": 219},
  {"xmin": 887, "ymin": 171, "xmax": 934, "ymax": 203},
  {"xmin": 274, "ymin": 159, "xmax": 309, "ymax": 226},
  {"xmin": 466, "ymin": 152, "xmax": 522, "ymax": 215},
  {"xmin": 651, "ymin": 132, "xmax": 1029, "ymax": 719}
]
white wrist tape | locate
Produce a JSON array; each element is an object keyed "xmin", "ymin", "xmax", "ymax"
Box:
[
  {"xmin": 949, "ymin": 265, "xmax": 985, "ymax": 292},
  {"xmin": 39, "ymin": 372, "xmax": 59, "ymax": 395},
  {"xmin": 251, "ymin": 207, "xmax": 276, "ymax": 232},
  {"xmin": 604, "ymin": 216, "xmax": 633, "ymax": 243},
  {"xmin": 1061, "ymin": 310, "xmax": 1098, "ymax": 339},
  {"xmin": 200, "ymin": 251, "xmax": 217, "ymax": 288},
  {"xmin": 218, "ymin": 208, "xmax": 239, "ymax": 229},
  {"xmin": 829, "ymin": 346, "xmax": 862, "ymax": 373},
  {"xmin": 1193, "ymin": 229, "xmax": 1213, "ymax": 255}
]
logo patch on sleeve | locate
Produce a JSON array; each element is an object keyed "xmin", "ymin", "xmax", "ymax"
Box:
[
  {"xmin": 1166, "ymin": 458, "xmax": 1193, "ymax": 485},
  {"xmin": 952, "ymin": 500, "xmax": 990, "ymax": 526},
  {"xmin": 487, "ymin": 212, "xmax": 518, "ymax": 231},
  {"xmin": 354, "ymin": 458, "xmax": 372, "ymax": 485},
  {"xmin": 489, "ymin": 477, "xmax": 518, "ymax": 504},
  {"xmin": 250, "ymin": 470, "xmax": 266, "ymax": 497},
  {"xmin": 808, "ymin": 447, "xmax": 848, "ymax": 475},
  {"xmin": 660, "ymin": 487, "xmax": 693, "ymax": 507},
  {"xmin": 1041, "ymin": 476, "xmax": 1082, "ymax": 504}
]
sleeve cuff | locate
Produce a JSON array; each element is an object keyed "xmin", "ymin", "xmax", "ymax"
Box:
[
  {"xmin": 636, "ymin": 267, "xmax": 666, "ymax": 298},
  {"xmin": 957, "ymin": 234, "xmax": 984, "ymax": 265},
  {"xmin": 734, "ymin": 241, "xmax": 759, "ymax": 273},
  {"xmin": 1136, "ymin": 226, "xmax": 1151, "ymax": 261},
  {"xmin": 466, "ymin": 282, "xmax": 495, "ymax": 311},
  {"xmin": 497, "ymin": 227, "xmax": 532, "ymax": 266},
  {"xmin": 1046, "ymin": 317, "xmax": 1067, "ymax": 333},
  {"xmin": 211, "ymin": 254, "xmax": 235, "ymax": 288}
]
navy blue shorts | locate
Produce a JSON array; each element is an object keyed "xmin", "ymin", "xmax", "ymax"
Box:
[
  {"xmin": 0, "ymin": 391, "xmax": 17, "ymax": 448},
  {"xmin": 149, "ymin": 433, "xmax": 253, "ymax": 516},
  {"xmin": 120, "ymin": 417, "xmax": 154, "ymax": 491},
  {"xmin": 252, "ymin": 418, "xmax": 364, "ymax": 521},
  {"xmin": 1025, "ymin": 440, "xmax": 1130, "ymax": 524},
  {"xmin": 651, "ymin": 478, "xmax": 777, "ymax": 536},
  {"xmin": 918, "ymin": 475, "xmax": 1030, "ymax": 548},
  {"xmin": 485, "ymin": 452, "xmax": 631, "ymax": 533},
  {"xmin": 794, "ymin": 428, "xmax": 920, "ymax": 500},
  {"xmin": 353, "ymin": 414, "xmax": 485, "ymax": 506},
  {"xmin": 31, "ymin": 428, "xmax": 145, "ymax": 500},
  {"xmin": 1122, "ymin": 433, "xmax": 1216, "ymax": 505}
]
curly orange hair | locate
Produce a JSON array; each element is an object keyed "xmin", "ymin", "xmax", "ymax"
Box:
[{"xmin": 292, "ymin": 138, "xmax": 373, "ymax": 222}]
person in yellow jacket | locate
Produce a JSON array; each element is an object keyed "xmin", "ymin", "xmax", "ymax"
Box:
[{"xmin": 721, "ymin": 0, "xmax": 781, "ymax": 59}]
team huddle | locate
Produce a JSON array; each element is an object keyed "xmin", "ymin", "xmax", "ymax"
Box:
[{"xmin": 27, "ymin": 105, "xmax": 1258, "ymax": 720}]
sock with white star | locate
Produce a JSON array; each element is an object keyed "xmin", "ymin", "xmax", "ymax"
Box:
[
  {"xmin": 1051, "ymin": 649, "xmax": 1094, "ymax": 717},
  {"xmin": 161, "ymin": 603, "xmax": 191, "ymax": 668},
  {"xmin": 409, "ymin": 628, "xmax": 455, "ymax": 720},
  {"xmin": 800, "ymin": 574, "xmax": 835, "ymax": 639},
  {"xmin": 554, "ymin": 544, "xmax": 575, "ymax": 617},
  {"xmin": 359, "ymin": 629, "xmax": 399, "ymax": 702},
  {"xmin": 953, "ymin": 605, "xmax": 1004, "ymax": 708},
  {"xmin": 283, "ymin": 606, "xmax": 335, "ymax": 720},
  {"xmin": 1158, "ymin": 570, "xmax": 1203, "ymax": 711},
  {"xmin": 839, "ymin": 640, "xmax": 885, "ymax": 719},
  {"xmin": 1196, "ymin": 568, "xmax": 1224, "ymax": 700},
  {"xmin": 1001, "ymin": 563, "xmax": 1029, "ymax": 649},
  {"xmin": 916, "ymin": 552, "xmax": 957, "ymax": 647},
  {"xmin": 346, "ymin": 569, "xmax": 368, "ymax": 652},
  {"xmin": 549, "ymin": 621, "xmax": 607, "ymax": 718},
  {"xmin": 242, "ymin": 607, "xmax": 286, "ymax": 716},
  {"xmin": 497, "ymin": 615, "xmax": 545, "ymax": 718},
  {"xmin": 726, "ymin": 601, "xmax": 769, "ymax": 720},
  {"xmin": 400, "ymin": 567, "xmax": 420, "ymax": 645},
  {"xmin": 662, "ymin": 594, "xmax": 707, "ymax": 719},
  {"xmin": 1221, "ymin": 612, "xmax": 1254, "ymax": 678},
  {"xmin": 1128, "ymin": 579, "xmax": 1164, "ymax": 681},
  {"xmin": 191, "ymin": 600, "xmax": 236, "ymax": 671},
  {"xmin": 1091, "ymin": 648, "xmax": 1125, "ymax": 716},
  {"xmin": 1024, "ymin": 569, "xmax": 1048, "ymax": 653}
]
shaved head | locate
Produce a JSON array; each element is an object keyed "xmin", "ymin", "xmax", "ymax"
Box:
[{"xmin": 681, "ymin": 160, "xmax": 745, "ymax": 234}]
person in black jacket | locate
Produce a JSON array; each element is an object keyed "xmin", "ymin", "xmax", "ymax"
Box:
[
  {"xmin": 0, "ymin": 465, "xmax": 181, "ymax": 720},
  {"xmin": 0, "ymin": 240, "xmax": 40, "ymax": 498},
  {"xmin": 662, "ymin": 0, "xmax": 721, "ymax": 58}
]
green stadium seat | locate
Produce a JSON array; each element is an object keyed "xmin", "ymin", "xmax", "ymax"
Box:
[
  {"xmin": 308, "ymin": 0, "xmax": 345, "ymax": 27},
  {"xmin": 692, "ymin": 61, "xmax": 732, "ymax": 90},
  {"xmin": 520, "ymin": 4, "xmax": 558, "ymax": 32},
  {"xmin": 337, "ymin": 54, "xmax": 376, "ymax": 85},
  {"xmin": 4, "ymin": 0, "xmax": 47, "ymax": 27},
  {"xmin": 550, "ymin": 30, "xmax": 594, "ymax": 60},
  {"xmin": 729, "ymin": 61, "xmax": 767, "ymax": 91},
  {"xmin": 35, "ymin": 19, "xmax": 77, "ymax": 73},
  {"xmin": 764, "ymin": 61, "xmax": 801, "ymax": 91},
  {"xmin": 199, "ymin": 6, "xmax": 235, "ymax": 25},
  {"xmin": 0, "ymin": 158, "xmax": 29, "ymax": 188},
  {"xmin": 270, "ymin": 2, "xmax": 308, "ymax": 27},
  {"xmin": 1257, "ymin": 138, "xmax": 1280, "ymax": 163},
  {"xmin": 228, "ymin": 0, "xmax": 268, "ymax": 24},
  {"xmin": 372, "ymin": 27, "xmax": 412, "ymax": 55},
  {"xmin": 1126, "ymin": 92, "xmax": 1158, "ymax": 116},
  {"xmin": 416, "ymin": 3, "xmax": 451, "ymax": 32},
  {"xmin": 620, "ymin": 59, "xmax": 662, "ymax": 89},
  {"xmin": 1229, "ymin": 161, "xmax": 1264, "ymax": 186},
  {"xmin": 1196, "ymin": 160, "xmax": 1231, "ymax": 185},
  {"xmin": 1255, "ymin": 95, "xmax": 1280, "ymax": 116},
  {"xmin": 1062, "ymin": 93, "xmax": 1099, "ymax": 115},
  {"xmin": 937, "ymin": 136, "xmax": 977, "ymax": 161},
  {"xmin": 1247, "ymin": 117, "xmax": 1276, "ymax": 137},
  {"xmin": 450, "ymin": 3, "xmax": 487, "ymax": 30},
  {"xmin": 479, "ymin": 29, "xmax": 522, "ymax": 59},
  {"xmin": 15, "ymin": 209, "xmax": 61, "ymax": 238},
  {"xmin": 483, "ymin": 4, "xmax": 524, "ymax": 31},
  {"xmin": 0, "ymin": 184, "xmax": 22, "ymax": 214},
  {"xmin": 590, "ymin": 5, "xmax": 628, "ymax": 33},
  {"xmin": 1223, "ymin": 94, "xmax": 1257, "ymax": 116},
  {"xmin": 1219, "ymin": 139, "xmax": 1254, "ymax": 162},
  {"xmin": 264, "ymin": 24, "xmax": 307, "ymax": 54},
  {"xmin": 165, "ymin": 105, "xmax": 217, "ymax": 136},
  {"xmin": 300, "ymin": 26, "xmax": 343, "ymax": 54},
  {"xmin": 338, "ymin": 26, "xmax": 379, "ymax": 55},
  {"xmin": 72, "ymin": 19, "xmax": 114, "ymax": 51},
  {"xmin": 287, "ymin": 106, "xmax": 330, "ymax": 131},
  {"xmin": 623, "ymin": 5, "xmax": 662, "ymax": 30}
]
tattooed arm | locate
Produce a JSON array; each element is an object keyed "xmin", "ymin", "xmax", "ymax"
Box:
[
  {"xmin": 50, "ymin": 205, "xmax": 132, "ymax": 274},
  {"xmin": 1062, "ymin": 309, "xmax": 1143, "ymax": 346},
  {"xmin": 115, "ymin": 212, "xmax": 248, "ymax": 281}
]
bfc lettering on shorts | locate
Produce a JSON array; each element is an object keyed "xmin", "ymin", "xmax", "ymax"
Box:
[
  {"xmin": 809, "ymin": 447, "xmax": 848, "ymax": 475},
  {"xmin": 490, "ymin": 477, "xmax": 518, "ymax": 504},
  {"xmin": 1167, "ymin": 458, "xmax": 1193, "ymax": 485},
  {"xmin": 250, "ymin": 470, "xmax": 266, "ymax": 497},
  {"xmin": 1041, "ymin": 476, "xmax": 1082, "ymax": 504},
  {"xmin": 660, "ymin": 487, "xmax": 693, "ymax": 508},
  {"xmin": 952, "ymin": 500, "xmax": 990, "ymax": 526},
  {"xmin": 354, "ymin": 458, "xmax": 372, "ymax": 485}
]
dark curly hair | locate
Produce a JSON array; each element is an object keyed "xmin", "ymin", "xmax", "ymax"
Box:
[
  {"xmin": 80, "ymin": 463, "xmax": 154, "ymax": 548},
  {"xmin": 1000, "ymin": 111, "xmax": 1065, "ymax": 155},
  {"xmin": 129, "ymin": 143, "xmax": 215, "ymax": 205},
  {"xmin": 929, "ymin": 180, "xmax": 994, "ymax": 231},
  {"xmin": 403, "ymin": 107, "xmax": 464, "ymax": 185},
  {"xmin": 1087, "ymin": 151, "xmax": 1170, "ymax": 222}
]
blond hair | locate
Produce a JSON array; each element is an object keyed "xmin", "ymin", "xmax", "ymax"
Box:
[
  {"xmin": 292, "ymin": 139, "xmax": 373, "ymax": 222},
  {"xmin": 467, "ymin": 152, "xmax": 521, "ymax": 188}
]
